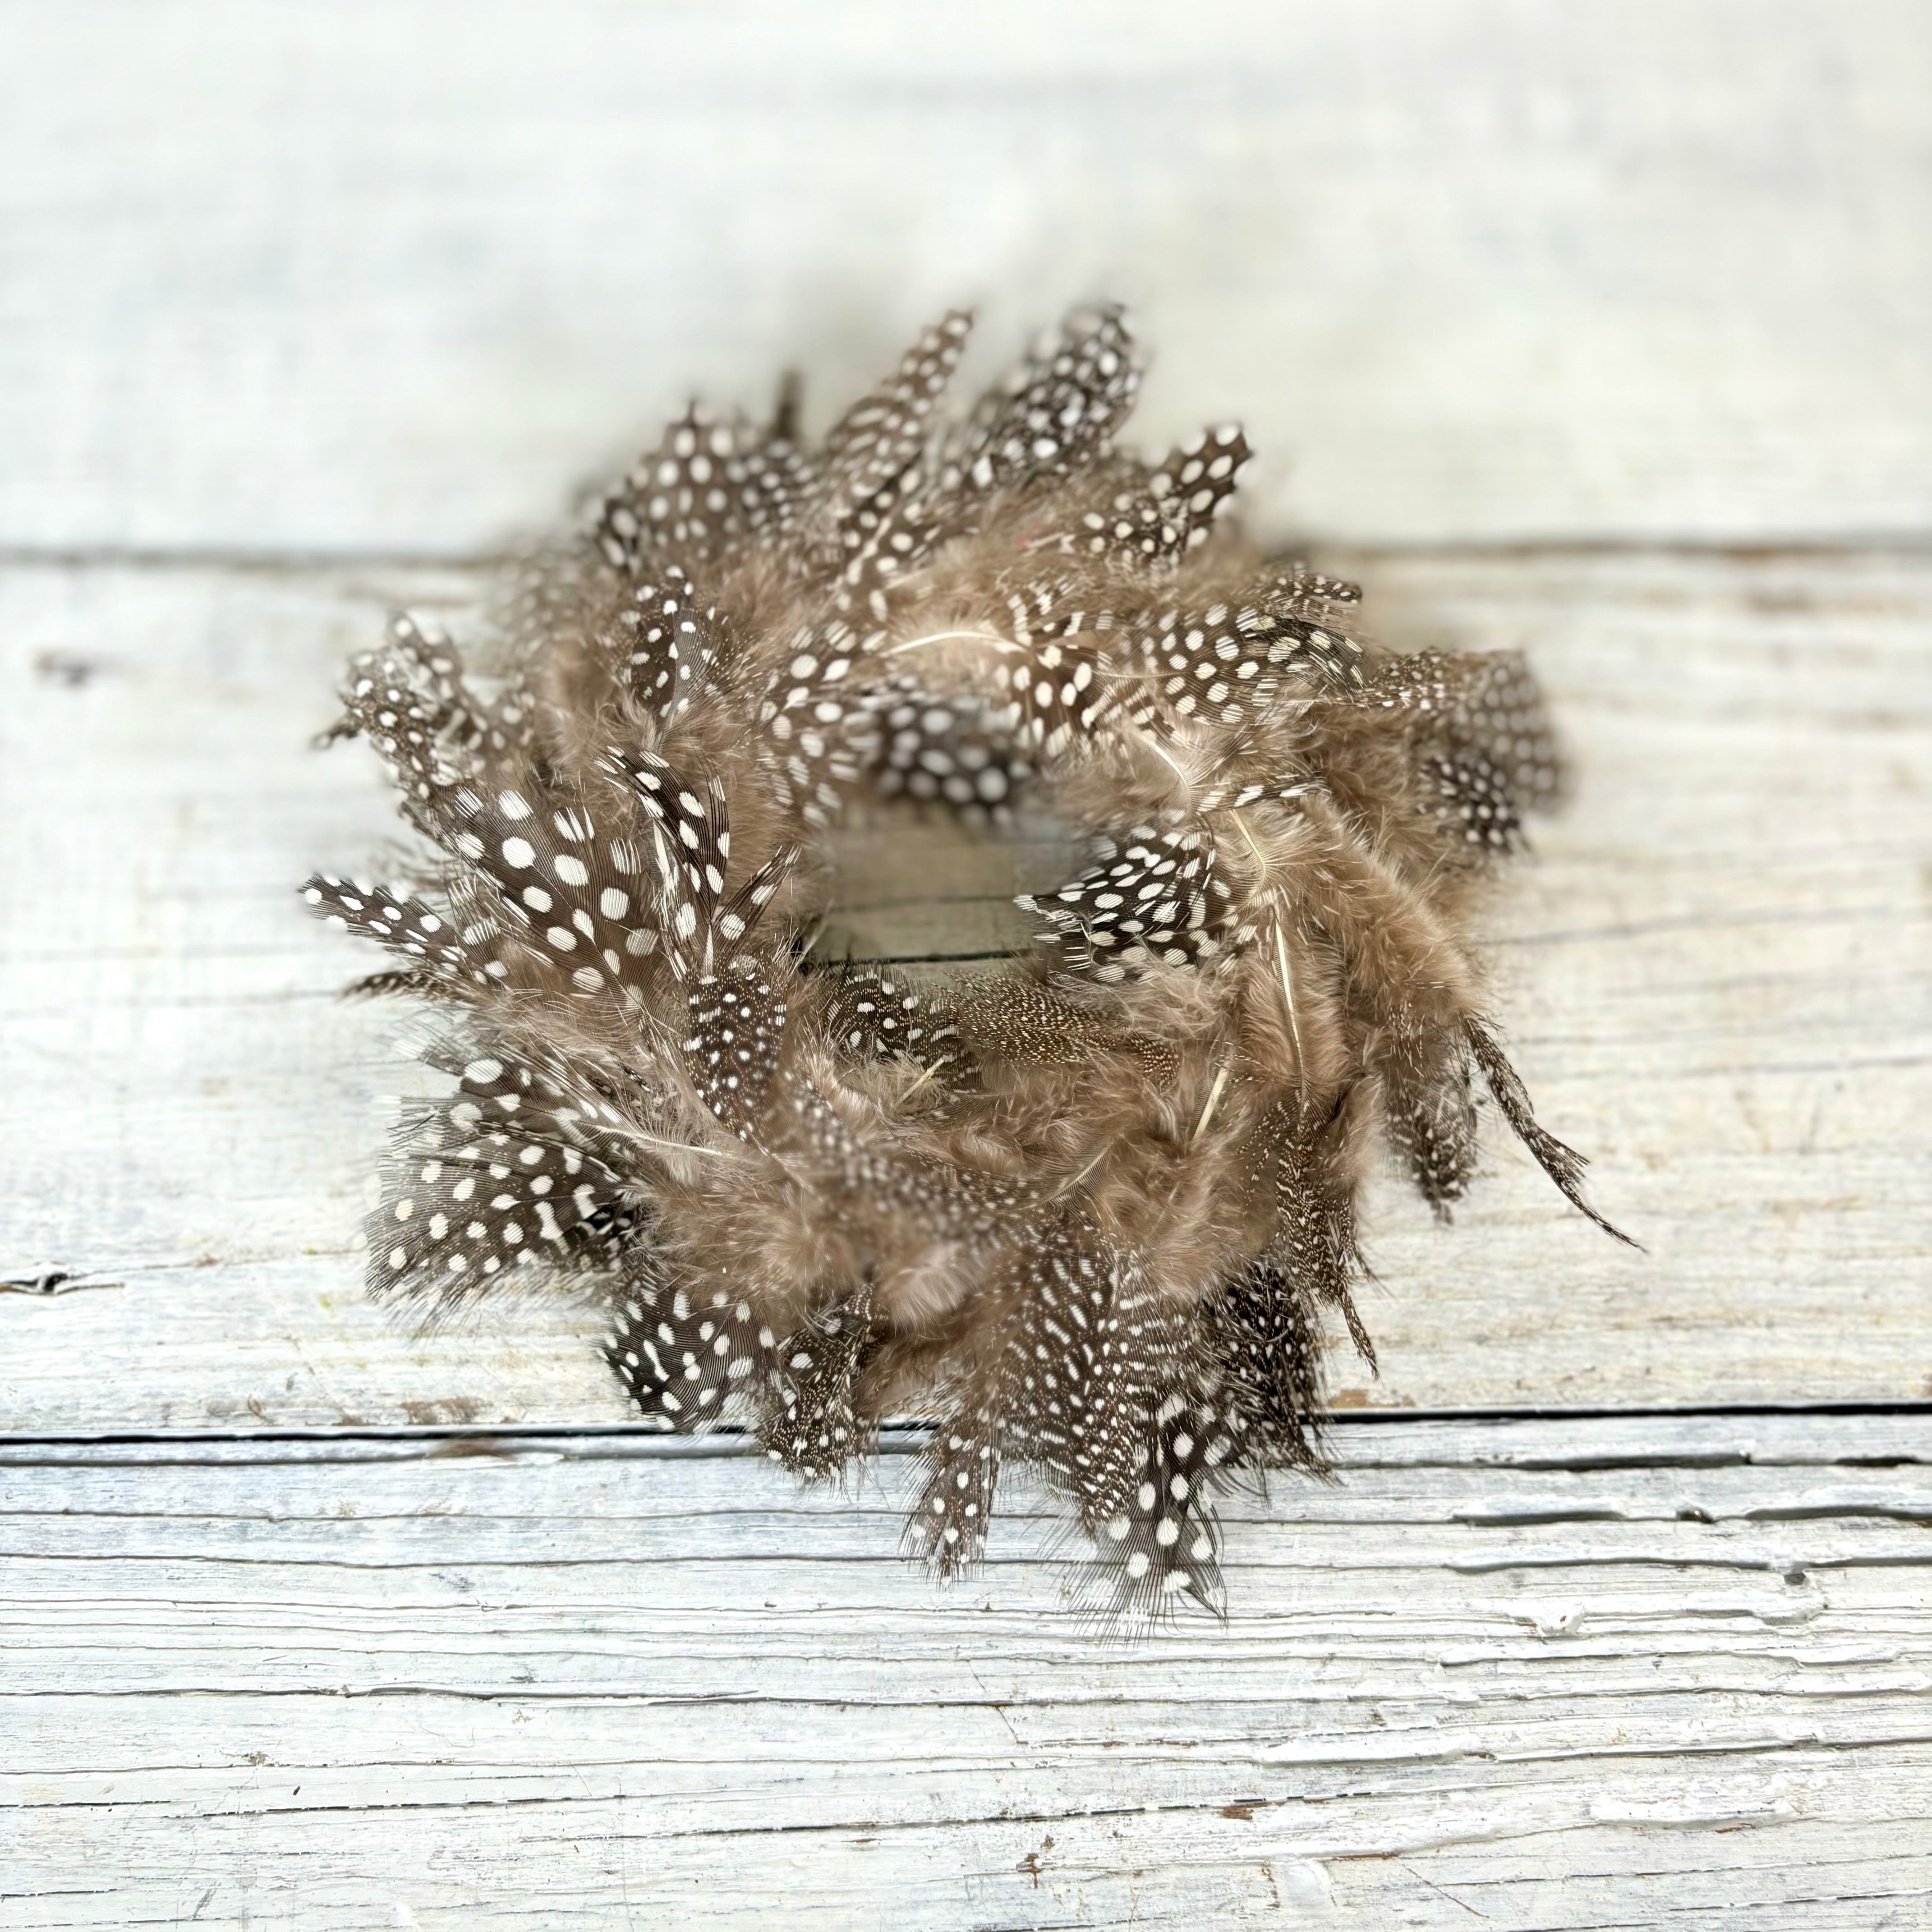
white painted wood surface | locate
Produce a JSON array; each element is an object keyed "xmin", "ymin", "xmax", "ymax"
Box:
[
  {"xmin": 5, "ymin": 1, "xmax": 1931, "ymax": 553},
  {"xmin": 4, "ymin": 547, "xmax": 1927, "ymax": 1427},
  {"xmin": 5, "ymin": 1416, "xmax": 1930, "ymax": 1929},
  {"xmin": 4, "ymin": 7, "xmax": 1929, "ymax": 1925}
]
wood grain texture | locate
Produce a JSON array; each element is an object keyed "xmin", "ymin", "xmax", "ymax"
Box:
[
  {"xmin": 4, "ymin": 0, "xmax": 1930, "ymax": 553},
  {"xmin": 5, "ymin": 1415, "xmax": 1929, "ymax": 1929},
  {"xmin": 4, "ymin": 547, "xmax": 1927, "ymax": 1428},
  {"xmin": 5, "ymin": 10, "xmax": 1927, "ymax": 1920}
]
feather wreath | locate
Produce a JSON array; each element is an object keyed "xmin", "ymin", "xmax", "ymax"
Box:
[{"xmin": 306, "ymin": 304, "xmax": 1631, "ymax": 1625}]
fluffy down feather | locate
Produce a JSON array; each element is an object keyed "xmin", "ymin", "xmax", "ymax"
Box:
[{"xmin": 307, "ymin": 304, "xmax": 1632, "ymax": 1627}]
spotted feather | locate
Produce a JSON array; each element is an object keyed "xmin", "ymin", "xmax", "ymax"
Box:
[
  {"xmin": 319, "ymin": 613, "xmax": 506, "ymax": 833},
  {"xmin": 818, "ymin": 966, "xmax": 961, "ymax": 1072},
  {"xmin": 682, "ymin": 965, "xmax": 789, "ymax": 1140},
  {"xmin": 958, "ymin": 305, "xmax": 1140, "ymax": 493},
  {"xmin": 301, "ymin": 874, "xmax": 509, "ymax": 996},
  {"xmin": 604, "ymin": 1254, "xmax": 774, "ymax": 1430},
  {"xmin": 1018, "ymin": 822, "xmax": 1239, "ymax": 982},
  {"xmin": 617, "ymin": 566, "xmax": 722, "ymax": 723},
  {"xmin": 857, "ymin": 677, "xmax": 1032, "ymax": 823},
  {"xmin": 597, "ymin": 406, "xmax": 814, "ymax": 574},
  {"xmin": 443, "ymin": 778, "xmax": 667, "ymax": 1003},
  {"xmin": 1046, "ymin": 424, "xmax": 1253, "ymax": 568},
  {"xmin": 372, "ymin": 1044, "xmax": 636, "ymax": 1303},
  {"xmin": 764, "ymin": 1282, "xmax": 882, "ymax": 1478},
  {"xmin": 818, "ymin": 310, "xmax": 973, "ymax": 515}
]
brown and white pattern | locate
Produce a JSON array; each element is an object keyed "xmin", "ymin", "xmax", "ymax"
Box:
[{"xmin": 309, "ymin": 303, "xmax": 1625, "ymax": 1627}]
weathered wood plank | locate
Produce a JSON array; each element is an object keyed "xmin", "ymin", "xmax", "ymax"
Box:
[
  {"xmin": 2, "ymin": 549, "xmax": 1927, "ymax": 1427},
  {"xmin": 4, "ymin": 1416, "xmax": 1928, "ymax": 1928},
  {"xmin": 4, "ymin": 2, "xmax": 1930, "ymax": 552},
  {"xmin": 6, "ymin": 13, "xmax": 1927, "ymax": 1918}
]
